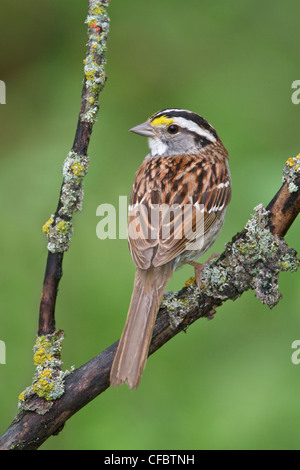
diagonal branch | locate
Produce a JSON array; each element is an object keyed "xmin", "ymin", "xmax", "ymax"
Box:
[{"xmin": 0, "ymin": 159, "xmax": 300, "ymax": 450}]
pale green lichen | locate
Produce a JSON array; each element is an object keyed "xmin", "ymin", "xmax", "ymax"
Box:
[
  {"xmin": 282, "ymin": 153, "xmax": 300, "ymax": 193},
  {"xmin": 289, "ymin": 182, "xmax": 298, "ymax": 193},
  {"xmin": 200, "ymin": 204, "xmax": 300, "ymax": 308},
  {"xmin": 18, "ymin": 331, "xmax": 74, "ymax": 412},
  {"xmin": 162, "ymin": 292, "xmax": 188, "ymax": 329},
  {"xmin": 44, "ymin": 216, "xmax": 73, "ymax": 253},
  {"xmin": 162, "ymin": 283, "xmax": 200, "ymax": 330},
  {"xmin": 42, "ymin": 151, "xmax": 89, "ymax": 253},
  {"xmin": 62, "ymin": 151, "xmax": 89, "ymax": 184},
  {"xmin": 82, "ymin": 0, "xmax": 110, "ymax": 123}
]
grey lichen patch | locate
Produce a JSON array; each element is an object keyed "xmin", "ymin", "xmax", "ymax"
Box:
[
  {"xmin": 82, "ymin": 0, "xmax": 110, "ymax": 123},
  {"xmin": 60, "ymin": 151, "xmax": 89, "ymax": 215},
  {"xmin": 44, "ymin": 216, "xmax": 73, "ymax": 254},
  {"xmin": 162, "ymin": 283, "xmax": 200, "ymax": 330},
  {"xmin": 62, "ymin": 151, "xmax": 89, "ymax": 185},
  {"xmin": 161, "ymin": 292, "xmax": 186, "ymax": 329},
  {"xmin": 18, "ymin": 330, "xmax": 74, "ymax": 413},
  {"xmin": 42, "ymin": 151, "xmax": 89, "ymax": 253},
  {"xmin": 282, "ymin": 153, "xmax": 300, "ymax": 193},
  {"xmin": 200, "ymin": 204, "xmax": 300, "ymax": 309}
]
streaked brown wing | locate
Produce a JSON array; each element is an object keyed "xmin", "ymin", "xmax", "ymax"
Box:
[{"xmin": 128, "ymin": 152, "xmax": 231, "ymax": 270}]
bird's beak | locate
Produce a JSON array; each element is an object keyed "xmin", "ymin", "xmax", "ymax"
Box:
[{"xmin": 129, "ymin": 120, "xmax": 155, "ymax": 138}]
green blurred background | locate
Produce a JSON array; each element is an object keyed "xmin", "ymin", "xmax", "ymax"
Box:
[{"xmin": 1, "ymin": 0, "xmax": 300, "ymax": 450}]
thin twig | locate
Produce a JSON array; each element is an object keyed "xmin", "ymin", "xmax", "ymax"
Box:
[{"xmin": 38, "ymin": 0, "xmax": 110, "ymax": 335}]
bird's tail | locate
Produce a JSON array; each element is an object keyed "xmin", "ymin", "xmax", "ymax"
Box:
[{"xmin": 110, "ymin": 265, "xmax": 172, "ymax": 389}]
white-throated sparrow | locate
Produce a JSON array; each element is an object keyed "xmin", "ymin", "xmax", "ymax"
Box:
[{"xmin": 110, "ymin": 108, "xmax": 231, "ymax": 389}]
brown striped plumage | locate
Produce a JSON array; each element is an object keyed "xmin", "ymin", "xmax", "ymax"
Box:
[{"xmin": 110, "ymin": 109, "xmax": 231, "ymax": 389}]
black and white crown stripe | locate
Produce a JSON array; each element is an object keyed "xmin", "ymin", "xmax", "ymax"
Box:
[{"xmin": 150, "ymin": 108, "xmax": 218, "ymax": 142}]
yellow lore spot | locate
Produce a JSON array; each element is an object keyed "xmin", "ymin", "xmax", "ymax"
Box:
[{"xmin": 151, "ymin": 115, "xmax": 174, "ymax": 127}]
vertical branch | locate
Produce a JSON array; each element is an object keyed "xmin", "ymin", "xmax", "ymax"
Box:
[
  {"xmin": 38, "ymin": 253, "xmax": 63, "ymax": 335},
  {"xmin": 38, "ymin": 1, "xmax": 110, "ymax": 335}
]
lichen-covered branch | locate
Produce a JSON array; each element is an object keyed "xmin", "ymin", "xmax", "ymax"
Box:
[
  {"xmin": 267, "ymin": 153, "xmax": 300, "ymax": 236},
  {"xmin": 17, "ymin": 331, "xmax": 74, "ymax": 414},
  {"xmin": 198, "ymin": 204, "xmax": 299, "ymax": 308},
  {"xmin": 38, "ymin": 0, "xmax": 110, "ymax": 337},
  {"xmin": 0, "ymin": 154, "xmax": 299, "ymax": 450}
]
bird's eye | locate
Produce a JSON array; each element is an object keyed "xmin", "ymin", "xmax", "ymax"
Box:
[{"xmin": 167, "ymin": 124, "xmax": 179, "ymax": 134}]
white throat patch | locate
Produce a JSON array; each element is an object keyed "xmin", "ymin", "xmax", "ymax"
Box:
[{"xmin": 148, "ymin": 137, "xmax": 168, "ymax": 156}]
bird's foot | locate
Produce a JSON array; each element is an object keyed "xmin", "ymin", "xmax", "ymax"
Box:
[{"xmin": 188, "ymin": 252, "xmax": 219, "ymax": 289}]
